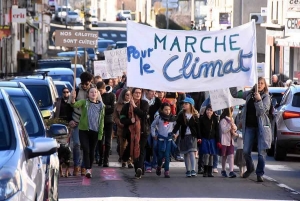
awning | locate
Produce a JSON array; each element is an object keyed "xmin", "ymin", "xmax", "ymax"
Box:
[
  {"xmin": 275, "ymin": 36, "xmax": 300, "ymax": 47},
  {"xmin": 26, "ymin": 21, "xmax": 39, "ymax": 30}
]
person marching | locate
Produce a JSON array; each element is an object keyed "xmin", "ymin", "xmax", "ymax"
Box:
[
  {"xmin": 199, "ymin": 104, "xmax": 221, "ymax": 177},
  {"xmin": 151, "ymin": 102, "xmax": 177, "ymax": 178},
  {"xmin": 172, "ymin": 97, "xmax": 201, "ymax": 177},
  {"xmin": 70, "ymin": 87, "xmax": 105, "ymax": 178}
]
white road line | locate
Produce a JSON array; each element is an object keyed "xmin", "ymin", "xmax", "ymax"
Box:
[
  {"xmin": 120, "ymin": 34, "xmax": 126, "ymax": 37},
  {"xmin": 263, "ymin": 176, "xmax": 300, "ymax": 195},
  {"xmin": 60, "ymin": 198, "xmax": 285, "ymax": 201},
  {"xmin": 101, "ymin": 33, "xmax": 108, "ymax": 37},
  {"xmin": 111, "ymin": 33, "xmax": 117, "ymax": 37},
  {"xmin": 265, "ymin": 165, "xmax": 294, "ymax": 171}
]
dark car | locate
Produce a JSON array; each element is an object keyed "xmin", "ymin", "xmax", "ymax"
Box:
[
  {"xmin": 77, "ymin": 47, "xmax": 97, "ymax": 61},
  {"xmin": 11, "ymin": 74, "xmax": 59, "ymax": 119},
  {"xmin": 115, "ymin": 41, "xmax": 127, "ymax": 49},
  {"xmin": 96, "ymin": 39, "xmax": 116, "ymax": 60},
  {"xmin": 2, "ymin": 86, "xmax": 68, "ymax": 201},
  {"xmin": 0, "ymin": 88, "xmax": 59, "ymax": 200}
]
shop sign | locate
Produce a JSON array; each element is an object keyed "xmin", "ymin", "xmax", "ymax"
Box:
[
  {"xmin": 285, "ymin": 18, "xmax": 300, "ymax": 35},
  {"xmin": 0, "ymin": 25, "xmax": 11, "ymax": 39},
  {"xmin": 287, "ymin": 0, "xmax": 300, "ymax": 11},
  {"xmin": 11, "ymin": 8, "xmax": 26, "ymax": 23}
]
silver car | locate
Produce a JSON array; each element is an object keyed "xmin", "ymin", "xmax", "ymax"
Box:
[
  {"xmin": 0, "ymin": 88, "xmax": 58, "ymax": 201},
  {"xmin": 272, "ymin": 85, "xmax": 300, "ymax": 161}
]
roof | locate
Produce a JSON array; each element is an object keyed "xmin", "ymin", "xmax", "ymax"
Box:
[
  {"xmin": 268, "ymin": 87, "xmax": 287, "ymax": 93},
  {"xmin": 2, "ymin": 87, "xmax": 27, "ymax": 97},
  {"xmin": 12, "ymin": 77, "xmax": 49, "ymax": 85},
  {"xmin": 53, "ymin": 81, "xmax": 68, "ymax": 86},
  {"xmin": 116, "ymin": 41, "xmax": 127, "ymax": 44},
  {"xmin": 98, "ymin": 39, "xmax": 115, "ymax": 43},
  {"xmin": 38, "ymin": 68, "xmax": 74, "ymax": 74},
  {"xmin": 71, "ymin": 64, "xmax": 84, "ymax": 68},
  {"xmin": 0, "ymin": 81, "xmax": 26, "ymax": 88}
]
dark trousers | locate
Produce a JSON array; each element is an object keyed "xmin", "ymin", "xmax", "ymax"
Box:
[
  {"xmin": 79, "ymin": 130, "xmax": 98, "ymax": 169},
  {"xmin": 98, "ymin": 122, "xmax": 113, "ymax": 163},
  {"xmin": 122, "ymin": 133, "xmax": 148, "ymax": 172}
]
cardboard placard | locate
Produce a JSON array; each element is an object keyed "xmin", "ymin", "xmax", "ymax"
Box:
[{"xmin": 55, "ymin": 30, "xmax": 98, "ymax": 48}]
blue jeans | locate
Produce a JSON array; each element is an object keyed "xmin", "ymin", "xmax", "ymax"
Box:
[
  {"xmin": 243, "ymin": 127, "xmax": 266, "ymax": 176},
  {"xmin": 213, "ymin": 155, "xmax": 218, "ymax": 169},
  {"xmin": 157, "ymin": 139, "xmax": 171, "ymax": 171},
  {"xmin": 72, "ymin": 126, "xmax": 84, "ymax": 167}
]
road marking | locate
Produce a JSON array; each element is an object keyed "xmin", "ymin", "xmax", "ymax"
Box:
[
  {"xmin": 111, "ymin": 33, "xmax": 117, "ymax": 37},
  {"xmin": 263, "ymin": 175, "xmax": 300, "ymax": 195},
  {"xmin": 82, "ymin": 176, "xmax": 91, "ymax": 186},
  {"xmin": 100, "ymin": 168, "xmax": 121, "ymax": 181},
  {"xmin": 59, "ymin": 176, "xmax": 84, "ymax": 187},
  {"xmin": 60, "ymin": 198, "xmax": 285, "ymax": 201},
  {"xmin": 101, "ymin": 33, "xmax": 108, "ymax": 37},
  {"xmin": 265, "ymin": 165, "xmax": 294, "ymax": 171},
  {"xmin": 120, "ymin": 34, "xmax": 126, "ymax": 37}
]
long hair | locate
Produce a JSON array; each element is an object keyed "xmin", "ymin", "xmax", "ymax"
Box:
[
  {"xmin": 117, "ymin": 88, "xmax": 129, "ymax": 104},
  {"xmin": 220, "ymin": 107, "xmax": 233, "ymax": 121},
  {"xmin": 252, "ymin": 77, "xmax": 269, "ymax": 94},
  {"xmin": 183, "ymin": 103, "xmax": 199, "ymax": 124}
]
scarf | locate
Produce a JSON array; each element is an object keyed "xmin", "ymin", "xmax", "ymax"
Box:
[
  {"xmin": 142, "ymin": 94, "xmax": 155, "ymax": 106},
  {"xmin": 159, "ymin": 111, "xmax": 176, "ymax": 122},
  {"xmin": 128, "ymin": 100, "xmax": 141, "ymax": 160}
]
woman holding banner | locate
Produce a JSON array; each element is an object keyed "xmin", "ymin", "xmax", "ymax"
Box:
[{"xmin": 230, "ymin": 77, "xmax": 271, "ymax": 182}]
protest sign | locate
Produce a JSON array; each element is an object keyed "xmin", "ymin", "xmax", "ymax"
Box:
[
  {"xmin": 55, "ymin": 30, "xmax": 98, "ymax": 48},
  {"xmin": 126, "ymin": 20, "xmax": 257, "ymax": 92},
  {"xmin": 209, "ymin": 87, "xmax": 245, "ymax": 111},
  {"xmin": 104, "ymin": 48, "xmax": 127, "ymax": 77},
  {"xmin": 94, "ymin": 61, "xmax": 111, "ymax": 79}
]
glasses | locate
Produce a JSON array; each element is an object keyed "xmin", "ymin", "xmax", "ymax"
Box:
[{"xmin": 63, "ymin": 91, "xmax": 69, "ymax": 94}]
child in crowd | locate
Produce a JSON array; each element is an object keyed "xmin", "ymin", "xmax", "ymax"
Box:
[
  {"xmin": 151, "ymin": 102, "xmax": 177, "ymax": 178},
  {"xmin": 172, "ymin": 97, "xmax": 200, "ymax": 177},
  {"xmin": 219, "ymin": 107, "xmax": 238, "ymax": 178},
  {"xmin": 234, "ymin": 105, "xmax": 246, "ymax": 177}
]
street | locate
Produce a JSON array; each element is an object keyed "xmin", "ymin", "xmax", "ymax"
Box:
[{"xmin": 58, "ymin": 137, "xmax": 300, "ymax": 201}]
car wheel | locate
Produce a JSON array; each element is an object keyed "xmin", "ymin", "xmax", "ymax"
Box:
[{"xmin": 274, "ymin": 136, "xmax": 286, "ymax": 161}]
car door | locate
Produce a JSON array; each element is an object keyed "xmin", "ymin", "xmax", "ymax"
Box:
[{"xmin": 10, "ymin": 99, "xmax": 45, "ymax": 201}]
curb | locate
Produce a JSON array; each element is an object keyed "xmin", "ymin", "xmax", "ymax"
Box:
[{"xmin": 263, "ymin": 175, "xmax": 300, "ymax": 195}]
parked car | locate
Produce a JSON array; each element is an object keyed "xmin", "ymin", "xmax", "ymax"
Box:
[
  {"xmin": 0, "ymin": 88, "xmax": 59, "ymax": 201},
  {"xmin": 71, "ymin": 64, "xmax": 85, "ymax": 86},
  {"xmin": 107, "ymin": 41, "xmax": 127, "ymax": 50},
  {"xmin": 96, "ymin": 39, "xmax": 116, "ymax": 60},
  {"xmin": 269, "ymin": 85, "xmax": 300, "ymax": 161},
  {"xmin": 37, "ymin": 68, "xmax": 76, "ymax": 87},
  {"xmin": 90, "ymin": 15, "xmax": 98, "ymax": 26},
  {"xmin": 1, "ymin": 85, "xmax": 68, "ymax": 201},
  {"xmin": 12, "ymin": 73, "xmax": 59, "ymax": 119},
  {"xmin": 54, "ymin": 81, "xmax": 69, "ymax": 98},
  {"xmin": 77, "ymin": 47, "xmax": 97, "ymax": 61},
  {"xmin": 116, "ymin": 10, "xmax": 131, "ymax": 21},
  {"xmin": 65, "ymin": 11, "xmax": 82, "ymax": 24}
]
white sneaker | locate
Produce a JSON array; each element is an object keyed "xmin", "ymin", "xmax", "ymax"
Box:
[
  {"xmin": 213, "ymin": 168, "xmax": 218, "ymax": 173},
  {"xmin": 85, "ymin": 169, "xmax": 92, "ymax": 178}
]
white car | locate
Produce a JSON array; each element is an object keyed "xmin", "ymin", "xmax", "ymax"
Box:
[
  {"xmin": 66, "ymin": 11, "xmax": 82, "ymax": 24},
  {"xmin": 90, "ymin": 15, "xmax": 98, "ymax": 26}
]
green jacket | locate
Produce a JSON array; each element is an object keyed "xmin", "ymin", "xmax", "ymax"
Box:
[{"xmin": 71, "ymin": 99, "xmax": 105, "ymax": 140}]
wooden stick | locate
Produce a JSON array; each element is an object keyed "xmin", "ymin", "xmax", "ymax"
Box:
[{"xmin": 73, "ymin": 47, "xmax": 77, "ymax": 89}]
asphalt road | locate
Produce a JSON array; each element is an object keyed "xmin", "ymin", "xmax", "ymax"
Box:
[{"xmin": 58, "ymin": 138, "xmax": 300, "ymax": 201}]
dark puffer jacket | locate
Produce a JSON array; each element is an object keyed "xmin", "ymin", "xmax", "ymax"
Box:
[{"xmin": 101, "ymin": 92, "xmax": 116, "ymax": 123}]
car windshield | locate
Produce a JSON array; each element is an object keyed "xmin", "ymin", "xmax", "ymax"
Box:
[
  {"xmin": 11, "ymin": 97, "xmax": 42, "ymax": 137},
  {"xmin": 50, "ymin": 75, "xmax": 74, "ymax": 86},
  {"xmin": 292, "ymin": 92, "xmax": 300, "ymax": 107},
  {"xmin": 55, "ymin": 85, "xmax": 66, "ymax": 98},
  {"xmin": 26, "ymin": 85, "xmax": 52, "ymax": 108},
  {"xmin": 123, "ymin": 11, "xmax": 130, "ymax": 14},
  {"xmin": 116, "ymin": 43, "xmax": 127, "ymax": 48},
  {"xmin": 0, "ymin": 101, "xmax": 11, "ymax": 150},
  {"xmin": 68, "ymin": 12, "xmax": 77, "ymax": 15},
  {"xmin": 98, "ymin": 41, "xmax": 114, "ymax": 48},
  {"xmin": 73, "ymin": 67, "xmax": 84, "ymax": 78}
]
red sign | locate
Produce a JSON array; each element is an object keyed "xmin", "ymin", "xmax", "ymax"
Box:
[{"xmin": 0, "ymin": 26, "xmax": 11, "ymax": 39}]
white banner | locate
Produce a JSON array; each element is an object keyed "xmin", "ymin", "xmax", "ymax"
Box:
[
  {"xmin": 104, "ymin": 48, "xmax": 127, "ymax": 77},
  {"xmin": 209, "ymin": 87, "xmax": 246, "ymax": 111},
  {"xmin": 126, "ymin": 20, "xmax": 257, "ymax": 92},
  {"xmin": 94, "ymin": 61, "xmax": 111, "ymax": 79}
]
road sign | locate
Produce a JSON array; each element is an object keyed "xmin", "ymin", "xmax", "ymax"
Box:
[{"xmin": 161, "ymin": 2, "xmax": 179, "ymax": 9}]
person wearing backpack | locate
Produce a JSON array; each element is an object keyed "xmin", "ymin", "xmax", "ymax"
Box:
[{"xmin": 230, "ymin": 77, "xmax": 271, "ymax": 182}]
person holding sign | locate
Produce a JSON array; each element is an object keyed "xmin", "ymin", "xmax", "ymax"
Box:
[
  {"xmin": 172, "ymin": 97, "xmax": 200, "ymax": 178},
  {"xmin": 230, "ymin": 77, "xmax": 271, "ymax": 182},
  {"xmin": 199, "ymin": 104, "xmax": 220, "ymax": 177},
  {"xmin": 219, "ymin": 107, "xmax": 238, "ymax": 178},
  {"xmin": 70, "ymin": 87, "xmax": 105, "ymax": 178}
]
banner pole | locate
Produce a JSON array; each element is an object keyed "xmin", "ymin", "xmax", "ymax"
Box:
[{"xmin": 74, "ymin": 47, "xmax": 77, "ymax": 89}]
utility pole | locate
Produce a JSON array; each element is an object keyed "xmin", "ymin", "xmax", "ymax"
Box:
[
  {"xmin": 84, "ymin": 0, "xmax": 87, "ymax": 70},
  {"xmin": 166, "ymin": 0, "xmax": 169, "ymax": 29},
  {"xmin": 65, "ymin": 0, "xmax": 68, "ymax": 28}
]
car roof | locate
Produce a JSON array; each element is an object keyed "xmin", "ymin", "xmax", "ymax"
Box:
[
  {"xmin": 98, "ymin": 39, "xmax": 115, "ymax": 43},
  {"xmin": 71, "ymin": 64, "xmax": 84, "ymax": 68},
  {"xmin": 12, "ymin": 77, "xmax": 49, "ymax": 85},
  {"xmin": 268, "ymin": 87, "xmax": 287, "ymax": 93},
  {"xmin": 116, "ymin": 41, "xmax": 127, "ymax": 44},
  {"xmin": 53, "ymin": 80, "xmax": 68, "ymax": 85},
  {"xmin": 38, "ymin": 68, "xmax": 74, "ymax": 74},
  {"xmin": 1, "ymin": 87, "xmax": 27, "ymax": 97},
  {"xmin": 0, "ymin": 81, "xmax": 27, "ymax": 88},
  {"xmin": 290, "ymin": 85, "xmax": 300, "ymax": 92}
]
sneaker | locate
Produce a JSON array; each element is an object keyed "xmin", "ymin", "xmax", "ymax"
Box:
[
  {"xmin": 128, "ymin": 163, "xmax": 134, "ymax": 169},
  {"xmin": 72, "ymin": 166, "xmax": 80, "ymax": 176},
  {"xmin": 213, "ymin": 168, "xmax": 218, "ymax": 173},
  {"xmin": 221, "ymin": 170, "xmax": 228, "ymax": 177},
  {"xmin": 176, "ymin": 156, "xmax": 184, "ymax": 162},
  {"xmin": 229, "ymin": 171, "xmax": 236, "ymax": 178},
  {"xmin": 81, "ymin": 168, "xmax": 86, "ymax": 176},
  {"xmin": 191, "ymin": 170, "xmax": 197, "ymax": 177},
  {"xmin": 135, "ymin": 168, "xmax": 142, "ymax": 179},
  {"xmin": 164, "ymin": 171, "xmax": 170, "ymax": 178},
  {"xmin": 257, "ymin": 175, "xmax": 264, "ymax": 182},
  {"xmin": 145, "ymin": 167, "xmax": 152, "ymax": 173},
  {"xmin": 156, "ymin": 167, "xmax": 162, "ymax": 176},
  {"xmin": 85, "ymin": 169, "xmax": 92, "ymax": 178},
  {"xmin": 186, "ymin": 171, "xmax": 192, "ymax": 177}
]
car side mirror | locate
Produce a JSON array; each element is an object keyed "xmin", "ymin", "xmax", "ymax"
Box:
[
  {"xmin": 25, "ymin": 137, "xmax": 58, "ymax": 159},
  {"xmin": 47, "ymin": 124, "xmax": 68, "ymax": 138}
]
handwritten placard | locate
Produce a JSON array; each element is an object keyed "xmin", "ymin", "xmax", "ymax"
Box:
[
  {"xmin": 209, "ymin": 87, "xmax": 245, "ymax": 111},
  {"xmin": 55, "ymin": 30, "xmax": 98, "ymax": 48},
  {"xmin": 94, "ymin": 61, "xmax": 111, "ymax": 79},
  {"xmin": 126, "ymin": 20, "xmax": 258, "ymax": 92},
  {"xmin": 104, "ymin": 48, "xmax": 127, "ymax": 77}
]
